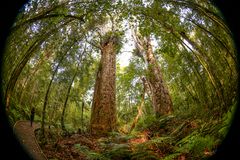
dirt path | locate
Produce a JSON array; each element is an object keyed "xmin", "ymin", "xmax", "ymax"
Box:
[{"xmin": 13, "ymin": 120, "xmax": 47, "ymax": 160}]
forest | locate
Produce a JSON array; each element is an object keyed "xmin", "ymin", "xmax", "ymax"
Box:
[{"xmin": 1, "ymin": 0, "xmax": 238, "ymax": 159}]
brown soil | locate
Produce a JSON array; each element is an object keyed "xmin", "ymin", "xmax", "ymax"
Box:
[{"xmin": 41, "ymin": 133, "xmax": 100, "ymax": 160}]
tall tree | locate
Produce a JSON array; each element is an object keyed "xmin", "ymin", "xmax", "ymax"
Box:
[
  {"xmin": 133, "ymin": 33, "xmax": 173, "ymax": 117},
  {"xmin": 90, "ymin": 32, "xmax": 121, "ymax": 135},
  {"xmin": 61, "ymin": 62, "xmax": 80, "ymax": 132},
  {"xmin": 3, "ymin": 0, "xmax": 237, "ymax": 139}
]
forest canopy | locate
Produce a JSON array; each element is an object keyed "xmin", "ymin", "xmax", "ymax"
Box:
[{"xmin": 1, "ymin": 0, "xmax": 238, "ymax": 159}]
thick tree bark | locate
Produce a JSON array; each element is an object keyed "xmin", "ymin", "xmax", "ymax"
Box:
[
  {"xmin": 90, "ymin": 39, "xmax": 117, "ymax": 136},
  {"xmin": 132, "ymin": 31, "xmax": 173, "ymax": 117},
  {"xmin": 145, "ymin": 38, "xmax": 173, "ymax": 117}
]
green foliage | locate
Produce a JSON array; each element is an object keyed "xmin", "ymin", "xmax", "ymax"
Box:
[
  {"xmin": 147, "ymin": 136, "xmax": 175, "ymax": 149},
  {"xmin": 116, "ymin": 57, "xmax": 148, "ymax": 126},
  {"xmin": 131, "ymin": 150, "xmax": 159, "ymax": 160},
  {"xmin": 218, "ymin": 102, "xmax": 237, "ymax": 138},
  {"xmin": 101, "ymin": 30, "xmax": 124, "ymax": 53},
  {"xmin": 162, "ymin": 153, "xmax": 182, "ymax": 160},
  {"xmin": 135, "ymin": 115, "xmax": 157, "ymax": 131},
  {"xmin": 135, "ymin": 115, "xmax": 175, "ymax": 133},
  {"xmin": 2, "ymin": 1, "xmax": 237, "ymax": 159},
  {"xmin": 103, "ymin": 143, "xmax": 132, "ymax": 159},
  {"xmin": 131, "ymin": 140, "xmax": 160, "ymax": 160},
  {"xmin": 176, "ymin": 133, "xmax": 216, "ymax": 158},
  {"xmin": 8, "ymin": 98, "xmax": 30, "ymax": 125},
  {"xmin": 134, "ymin": 136, "xmax": 175, "ymax": 158},
  {"xmin": 74, "ymin": 144, "xmax": 109, "ymax": 160}
]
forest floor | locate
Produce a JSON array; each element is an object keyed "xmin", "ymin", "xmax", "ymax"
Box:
[
  {"xmin": 12, "ymin": 115, "xmax": 226, "ymax": 160},
  {"xmin": 38, "ymin": 131, "xmax": 168, "ymax": 160},
  {"xmin": 33, "ymin": 115, "xmax": 222, "ymax": 160},
  {"xmin": 13, "ymin": 120, "xmax": 48, "ymax": 160}
]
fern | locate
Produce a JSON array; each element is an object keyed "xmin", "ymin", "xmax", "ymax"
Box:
[
  {"xmin": 103, "ymin": 143, "xmax": 132, "ymax": 159},
  {"xmin": 131, "ymin": 149, "xmax": 158, "ymax": 160},
  {"xmin": 162, "ymin": 153, "xmax": 182, "ymax": 160},
  {"xmin": 147, "ymin": 136, "xmax": 174, "ymax": 144},
  {"xmin": 86, "ymin": 151, "xmax": 109, "ymax": 160},
  {"xmin": 74, "ymin": 144, "xmax": 109, "ymax": 160},
  {"xmin": 175, "ymin": 134, "xmax": 215, "ymax": 158},
  {"xmin": 218, "ymin": 102, "xmax": 237, "ymax": 138},
  {"xmin": 135, "ymin": 115, "xmax": 175, "ymax": 132},
  {"xmin": 146, "ymin": 136, "xmax": 175, "ymax": 153}
]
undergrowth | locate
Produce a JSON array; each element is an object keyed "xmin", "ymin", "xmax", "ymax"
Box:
[{"xmin": 35, "ymin": 104, "xmax": 235, "ymax": 160}]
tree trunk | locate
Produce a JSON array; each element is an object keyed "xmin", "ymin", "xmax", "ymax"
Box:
[
  {"xmin": 81, "ymin": 101, "xmax": 84, "ymax": 131},
  {"xmin": 180, "ymin": 32, "xmax": 226, "ymax": 109},
  {"xmin": 129, "ymin": 77, "xmax": 146, "ymax": 133},
  {"xmin": 4, "ymin": 20, "xmax": 71, "ymax": 112},
  {"xmin": 5, "ymin": 38, "xmax": 45, "ymax": 112},
  {"xmin": 19, "ymin": 51, "xmax": 52, "ymax": 105},
  {"xmin": 61, "ymin": 69, "xmax": 78, "ymax": 132},
  {"xmin": 132, "ymin": 31, "xmax": 173, "ymax": 117},
  {"xmin": 41, "ymin": 51, "xmax": 68, "ymax": 137},
  {"xmin": 145, "ymin": 37, "xmax": 173, "ymax": 117},
  {"xmin": 90, "ymin": 39, "xmax": 117, "ymax": 136},
  {"xmin": 41, "ymin": 65, "xmax": 59, "ymax": 137}
]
